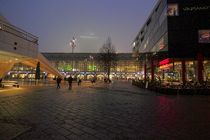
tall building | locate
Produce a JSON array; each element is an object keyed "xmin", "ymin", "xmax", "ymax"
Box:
[{"xmin": 132, "ymin": 0, "xmax": 210, "ymax": 84}]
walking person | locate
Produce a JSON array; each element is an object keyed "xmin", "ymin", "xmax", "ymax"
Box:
[
  {"xmin": 91, "ymin": 76, "xmax": 96, "ymax": 84},
  {"xmin": 0, "ymin": 78, "xmax": 2, "ymax": 88},
  {"xmin": 56, "ymin": 76, "xmax": 62, "ymax": 89},
  {"xmin": 77, "ymin": 77, "xmax": 81, "ymax": 86},
  {"xmin": 68, "ymin": 76, "xmax": 73, "ymax": 90}
]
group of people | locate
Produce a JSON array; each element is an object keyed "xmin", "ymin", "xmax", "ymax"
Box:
[{"xmin": 56, "ymin": 76, "xmax": 81, "ymax": 90}]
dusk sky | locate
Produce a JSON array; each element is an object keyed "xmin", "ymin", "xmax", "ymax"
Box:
[{"xmin": 0, "ymin": 0, "xmax": 157, "ymax": 53}]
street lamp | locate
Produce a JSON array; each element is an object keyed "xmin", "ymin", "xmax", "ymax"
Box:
[
  {"xmin": 70, "ymin": 37, "xmax": 76, "ymax": 53},
  {"xmin": 70, "ymin": 37, "xmax": 76, "ymax": 72}
]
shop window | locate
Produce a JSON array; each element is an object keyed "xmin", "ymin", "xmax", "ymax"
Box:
[
  {"xmin": 186, "ymin": 61, "xmax": 196, "ymax": 82},
  {"xmin": 204, "ymin": 61, "xmax": 210, "ymax": 81},
  {"xmin": 167, "ymin": 4, "xmax": 179, "ymax": 16}
]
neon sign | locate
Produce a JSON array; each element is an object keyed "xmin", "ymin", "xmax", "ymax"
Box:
[{"xmin": 159, "ymin": 58, "xmax": 170, "ymax": 66}]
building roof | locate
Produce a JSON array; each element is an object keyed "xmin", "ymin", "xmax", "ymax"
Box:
[
  {"xmin": 0, "ymin": 14, "xmax": 10, "ymax": 24},
  {"xmin": 42, "ymin": 52, "xmax": 135, "ymax": 61}
]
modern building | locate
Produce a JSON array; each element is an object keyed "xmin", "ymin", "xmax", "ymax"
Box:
[
  {"xmin": 132, "ymin": 0, "xmax": 210, "ymax": 84},
  {"xmin": 42, "ymin": 53, "xmax": 140, "ymax": 80},
  {"xmin": 0, "ymin": 15, "xmax": 62, "ymax": 79}
]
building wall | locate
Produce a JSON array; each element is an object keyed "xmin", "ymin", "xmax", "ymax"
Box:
[
  {"xmin": 133, "ymin": 0, "xmax": 210, "ymax": 59},
  {"xmin": 0, "ymin": 16, "xmax": 62, "ymax": 79},
  {"xmin": 131, "ymin": 0, "xmax": 210, "ymax": 82},
  {"xmin": 0, "ymin": 20, "xmax": 38, "ymax": 58},
  {"xmin": 133, "ymin": 0, "xmax": 168, "ymax": 54},
  {"xmin": 167, "ymin": 0, "xmax": 210, "ymax": 58}
]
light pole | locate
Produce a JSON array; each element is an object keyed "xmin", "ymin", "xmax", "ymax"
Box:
[{"xmin": 70, "ymin": 37, "xmax": 76, "ymax": 72}]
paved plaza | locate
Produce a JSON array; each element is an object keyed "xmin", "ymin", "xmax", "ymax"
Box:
[{"xmin": 1, "ymin": 80, "xmax": 210, "ymax": 140}]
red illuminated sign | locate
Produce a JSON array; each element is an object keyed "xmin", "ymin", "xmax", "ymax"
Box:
[{"xmin": 159, "ymin": 58, "xmax": 170, "ymax": 66}]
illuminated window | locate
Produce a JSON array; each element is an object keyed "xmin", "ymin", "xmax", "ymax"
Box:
[{"xmin": 167, "ymin": 4, "xmax": 179, "ymax": 16}]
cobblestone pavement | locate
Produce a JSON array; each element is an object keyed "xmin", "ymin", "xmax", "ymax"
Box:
[{"xmin": 1, "ymin": 80, "xmax": 210, "ymax": 140}]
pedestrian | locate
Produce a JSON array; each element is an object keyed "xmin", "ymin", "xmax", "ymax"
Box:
[
  {"xmin": 68, "ymin": 76, "xmax": 73, "ymax": 90},
  {"xmin": 91, "ymin": 76, "xmax": 96, "ymax": 84},
  {"xmin": 0, "ymin": 78, "xmax": 2, "ymax": 88},
  {"xmin": 77, "ymin": 77, "xmax": 81, "ymax": 86},
  {"xmin": 56, "ymin": 76, "xmax": 62, "ymax": 89}
]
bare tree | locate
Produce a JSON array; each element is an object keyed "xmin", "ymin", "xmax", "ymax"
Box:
[{"xmin": 97, "ymin": 37, "xmax": 117, "ymax": 81}]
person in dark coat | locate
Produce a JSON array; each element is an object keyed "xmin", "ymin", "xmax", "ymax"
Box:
[
  {"xmin": 68, "ymin": 76, "xmax": 73, "ymax": 90},
  {"xmin": 0, "ymin": 78, "xmax": 2, "ymax": 88},
  {"xmin": 56, "ymin": 76, "xmax": 62, "ymax": 89},
  {"xmin": 77, "ymin": 77, "xmax": 81, "ymax": 86}
]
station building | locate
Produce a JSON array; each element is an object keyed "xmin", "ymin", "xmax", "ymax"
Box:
[
  {"xmin": 42, "ymin": 53, "xmax": 140, "ymax": 80},
  {"xmin": 132, "ymin": 0, "xmax": 210, "ymax": 84}
]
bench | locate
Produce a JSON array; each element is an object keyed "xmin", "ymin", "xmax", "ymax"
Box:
[{"xmin": 0, "ymin": 81, "xmax": 19, "ymax": 88}]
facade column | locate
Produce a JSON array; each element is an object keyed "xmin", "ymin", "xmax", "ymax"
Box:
[
  {"xmin": 144, "ymin": 63, "xmax": 147, "ymax": 83},
  {"xmin": 197, "ymin": 53, "xmax": 204, "ymax": 83},
  {"xmin": 181, "ymin": 59, "xmax": 186, "ymax": 85},
  {"xmin": 151, "ymin": 58, "xmax": 154, "ymax": 82}
]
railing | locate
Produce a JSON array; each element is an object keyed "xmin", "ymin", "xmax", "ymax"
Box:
[{"xmin": 0, "ymin": 19, "xmax": 38, "ymax": 44}]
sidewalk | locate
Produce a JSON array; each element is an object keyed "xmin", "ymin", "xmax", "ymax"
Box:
[
  {"xmin": 91, "ymin": 80, "xmax": 157, "ymax": 96},
  {"xmin": 1, "ymin": 80, "xmax": 210, "ymax": 139}
]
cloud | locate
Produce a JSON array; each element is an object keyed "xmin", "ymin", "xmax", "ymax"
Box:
[{"xmin": 80, "ymin": 35, "xmax": 98, "ymax": 39}]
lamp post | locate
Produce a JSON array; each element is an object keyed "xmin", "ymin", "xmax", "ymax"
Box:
[{"xmin": 70, "ymin": 37, "xmax": 76, "ymax": 72}]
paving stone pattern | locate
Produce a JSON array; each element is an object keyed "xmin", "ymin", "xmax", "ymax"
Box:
[{"xmin": 1, "ymin": 81, "xmax": 210, "ymax": 140}]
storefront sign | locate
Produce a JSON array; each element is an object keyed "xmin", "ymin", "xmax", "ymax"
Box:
[
  {"xmin": 183, "ymin": 6, "xmax": 210, "ymax": 11},
  {"xmin": 159, "ymin": 58, "xmax": 170, "ymax": 66},
  {"xmin": 167, "ymin": 4, "xmax": 179, "ymax": 16}
]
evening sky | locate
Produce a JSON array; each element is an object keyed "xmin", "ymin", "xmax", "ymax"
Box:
[{"xmin": 0, "ymin": 0, "xmax": 157, "ymax": 53}]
